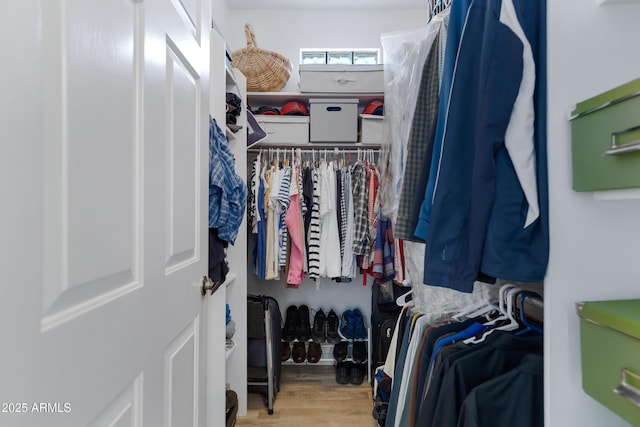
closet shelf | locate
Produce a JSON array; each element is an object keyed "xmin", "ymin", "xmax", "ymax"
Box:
[{"xmin": 247, "ymin": 91, "xmax": 384, "ymax": 106}]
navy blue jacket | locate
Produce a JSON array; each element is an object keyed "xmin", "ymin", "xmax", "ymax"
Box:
[
  {"xmin": 419, "ymin": 0, "xmax": 548, "ymax": 292},
  {"xmin": 424, "ymin": 0, "xmax": 524, "ymax": 292}
]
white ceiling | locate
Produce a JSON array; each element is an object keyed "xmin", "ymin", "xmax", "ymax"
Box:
[{"xmin": 227, "ymin": 0, "xmax": 425, "ymax": 9}]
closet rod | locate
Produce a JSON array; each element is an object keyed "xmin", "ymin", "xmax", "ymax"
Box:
[{"xmin": 524, "ymin": 294, "xmax": 544, "ymax": 310}]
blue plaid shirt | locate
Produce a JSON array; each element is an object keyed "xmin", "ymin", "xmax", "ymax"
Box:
[{"xmin": 209, "ymin": 117, "xmax": 247, "ymax": 245}]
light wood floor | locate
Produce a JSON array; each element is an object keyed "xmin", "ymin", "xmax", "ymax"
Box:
[{"xmin": 235, "ymin": 365, "xmax": 377, "ymax": 427}]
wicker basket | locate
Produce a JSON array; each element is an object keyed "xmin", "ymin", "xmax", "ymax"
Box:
[{"xmin": 232, "ymin": 23, "xmax": 292, "ymax": 92}]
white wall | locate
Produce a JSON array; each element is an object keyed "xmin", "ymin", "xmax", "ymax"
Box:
[
  {"xmin": 211, "ymin": 0, "xmax": 229, "ymax": 40},
  {"xmin": 227, "ymin": 8, "xmax": 427, "ymax": 92},
  {"xmin": 546, "ymin": 1, "xmax": 640, "ymax": 426}
]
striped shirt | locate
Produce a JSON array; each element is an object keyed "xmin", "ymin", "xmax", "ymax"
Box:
[
  {"xmin": 277, "ymin": 166, "xmax": 291, "ymax": 268},
  {"xmin": 307, "ymin": 168, "xmax": 321, "ymax": 279}
]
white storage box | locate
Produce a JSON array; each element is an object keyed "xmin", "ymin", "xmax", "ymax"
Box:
[
  {"xmin": 309, "ymin": 98, "xmax": 358, "ymax": 142},
  {"xmin": 359, "ymin": 114, "xmax": 384, "ymax": 144},
  {"xmin": 255, "ymin": 115, "xmax": 309, "ymax": 144},
  {"xmin": 299, "ymin": 64, "xmax": 384, "ymax": 93}
]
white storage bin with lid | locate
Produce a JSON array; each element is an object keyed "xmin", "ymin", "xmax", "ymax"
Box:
[
  {"xmin": 299, "ymin": 64, "xmax": 384, "ymax": 93},
  {"xmin": 359, "ymin": 114, "xmax": 384, "ymax": 144},
  {"xmin": 255, "ymin": 115, "xmax": 309, "ymax": 144},
  {"xmin": 309, "ymin": 98, "xmax": 358, "ymax": 142}
]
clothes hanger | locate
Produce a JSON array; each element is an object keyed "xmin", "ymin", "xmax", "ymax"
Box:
[
  {"xmin": 465, "ymin": 300, "xmax": 500, "ymax": 321},
  {"xmin": 450, "ymin": 283, "xmax": 502, "ymax": 321},
  {"xmin": 464, "ymin": 286, "xmax": 522, "ymax": 344},
  {"xmin": 515, "ymin": 291, "xmax": 544, "ymax": 336},
  {"xmin": 395, "ymin": 289, "xmax": 414, "ymax": 308},
  {"xmin": 451, "ymin": 299, "xmax": 492, "ymax": 321},
  {"xmin": 480, "ymin": 283, "xmax": 517, "ymax": 327}
]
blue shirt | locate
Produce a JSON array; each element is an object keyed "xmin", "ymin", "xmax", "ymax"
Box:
[{"xmin": 209, "ymin": 117, "xmax": 247, "ymax": 245}]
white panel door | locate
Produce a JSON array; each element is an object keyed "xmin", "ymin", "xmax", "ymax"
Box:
[{"xmin": 0, "ymin": 0, "xmax": 212, "ymax": 426}]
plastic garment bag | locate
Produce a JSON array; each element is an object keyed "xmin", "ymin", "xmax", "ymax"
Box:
[
  {"xmin": 378, "ymin": 24, "xmax": 441, "ymax": 223},
  {"xmin": 404, "ymin": 240, "xmax": 493, "ymax": 324}
]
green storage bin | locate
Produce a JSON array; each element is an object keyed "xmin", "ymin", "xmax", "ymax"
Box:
[
  {"xmin": 577, "ymin": 299, "xmax": 640, "ymax": 426},
  {"xmin": 570, "ymin": 78, "xmax": 640, "ymax": 191}
]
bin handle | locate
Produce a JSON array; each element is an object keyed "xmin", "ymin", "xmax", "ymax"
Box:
[
  {"xmin": 614, "ymin": 368, "xmax": 640, "ymax": 408},
  {"xmin": 604, "ymin": 125, "xmax": 640, "ymax": 156},
  {"xmin": 334, "ymin": 77, "xmax": 356, "ymax": 84}
]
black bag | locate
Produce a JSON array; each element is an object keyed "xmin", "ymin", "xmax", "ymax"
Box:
[{"xmin": 370, "ymin": 280, "xmax": 411, "ymax": 372}]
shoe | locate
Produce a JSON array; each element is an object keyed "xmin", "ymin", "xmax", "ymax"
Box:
[
  {"xmin": 333, "ymin": 341, "xmax": 348, "ymax": 362},
  {"xmin": 352, "ymin": 341, "xmax": 367, "ymax": 364},
  {"xmin": 292, "ymin": 342, "xmax": 306, "ymax": 363},
  {"xmin": 297, "ymin": 305, "xmax": 312, "ymax": 342},
  {"xmin": 339, "ymin": 309, "xmax": 355, "ymax": 341},
  {"xmin": 326, "ymin": 310, "xmax": 341, "ymax": 344},
  {"xmin": 350, "ymin": 363, "xmax": 366, "ymax": 386},
  {"xmin": 281, "ymin": 341, "xmax": 291, "ymax": 361},
  {"xmin": 283, "ymin": 305, "xmax": 298, "ymax": 342},
  {"xmin": 352, "ymin": 308, "xmax": 367, "ymax": 341},
  {"xmin": 335, "ymin": 362, "xmax": 352, "ymax": 385},
  {"xmin": 312, "ymin": 309, "xmax": 327, "ymax": 343},
  {"xmin": 307, "ymin": 342, "xmax": 322, "ymax": 363}
]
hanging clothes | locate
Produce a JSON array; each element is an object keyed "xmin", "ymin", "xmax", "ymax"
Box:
[
  {"xmin": 480, "ymin": 0, "xmax": 548, "ymax": 285},
  {"xmin": 380, "ymin": 293, "xmax": 543, "ymax": 427},
  {"xmin": 255, "ymin": 173, "xmax": 267, "ymax": 279},
  {"xmin": 417, "ymin": 331, "xmax": 543, "ymax": 427},
  {"xmin": 413, "ymin": 0, "xmax": 473, "ymax": 242},
  {"xmin": 352, "ymin": 161, "xmax": 370, "ymax": 258},
  {"xmin": 208, "ymin": 116, "xmax": 247, "ymax": 245},
  {"xmin": 249, "ymin": 150, "xmax": 390, "ymax": 287},
  {"xmin": 318, "ymin": 160, "xmax": 342, "ymax": 278},
  {"xmin": 264, "ymin": 166, "xmax": 278, "ymax": 280},
  {"xmin": 277, "ymin": 165, "xmax": 291, "ymax": 268},
  {"xmin": 307, "ymin": 167, "xmax": 321, "ymax": 279},
  {"xmin": 249, "ymin": 156, "xmax": 260, "ymax": 234},
  {"xmin": 394, "ymin": 28, "xmax": 442, "ymax": 242},
  {"xmin": 341, "ymin": 165, "xmax": 357, "ymax": 279},
  {"xmin": 408, "ymin": 0, "xmax": 548, "ymax": 293},
  {"xmin": 285, "ymin": 163, "xmax": 305, "ymax": 287},
  {"xmin": 456, "ymin": 354, "xmax": 543, "ymax": 427}
]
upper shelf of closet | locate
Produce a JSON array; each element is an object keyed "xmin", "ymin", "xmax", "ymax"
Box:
[{"xmin": 247, "ymin": 91, "xmax": 384, "ymax": 107}]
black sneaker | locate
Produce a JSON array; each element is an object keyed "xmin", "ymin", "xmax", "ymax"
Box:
[
  {"xmin": 333, "ymin": 341, "xmax": 348, "ymax": 362},
  {"xmin": 352, "ymin": 341, "xmax": 367, "ymax": 364},
  {"xmin": 297, "ymin": 305, "xmax": 312, "ymax": 341},
  {"xmin": 312, "ymin": 309, "xmax": 327, "ymax": 343},
  {"xmin": 326, "ymin": 309, "xmax": 341, "ymax": 344},
  {"xmin": 282, "ymin": 305, "xmax": 298, "ymax": 342},
  {"xmin": 335, "ymin": 362, "xmax": 352, "ymax": 385},
  {"xmin": 350, "ymin": 363, "xmax": 366, "ymax": 386}
]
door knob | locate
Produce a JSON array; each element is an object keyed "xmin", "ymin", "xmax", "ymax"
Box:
[{"xmin": 201, "ymin": 276, "xmax": 221, "ymax": 296}]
